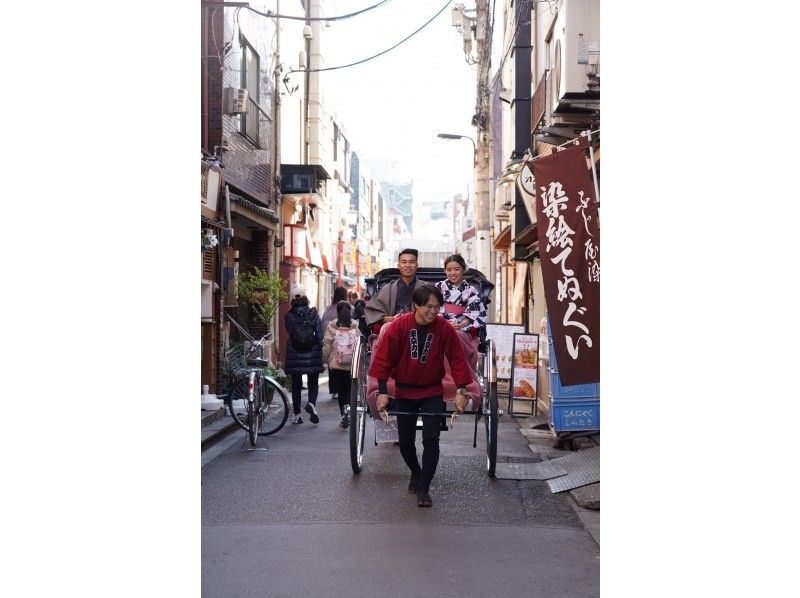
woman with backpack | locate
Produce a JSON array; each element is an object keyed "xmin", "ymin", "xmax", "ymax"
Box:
[
  {"xmin": 284, "ymin": 284, "xmax": 324, "ymax": 424},
  {"xmin": 321, "ymin": 301, "xmax": 358, "ymax": 429},
  {"xmin": 320, "ymin": 286, "xmax": 349, "ymax": 402}
]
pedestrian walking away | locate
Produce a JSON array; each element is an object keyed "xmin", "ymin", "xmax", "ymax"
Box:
[
  {"xmin": 368, "ymin": 283, "xmax": 472, "ymax": 507},
  {"xmin": 283, "ymin": 284, "xmax": 324, "ymax": 424},
  {"xmin": 321, "ymin": 301, "xmax": 358, "ymax": 429},
  {"xmin": 321, "ymin": 286, "xmax": 349, "ymax": 401}
]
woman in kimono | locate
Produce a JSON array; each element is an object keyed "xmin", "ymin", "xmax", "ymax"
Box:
[{"xmin": 434, "ymin": 254, "xmax": 486, "ymax": 369}]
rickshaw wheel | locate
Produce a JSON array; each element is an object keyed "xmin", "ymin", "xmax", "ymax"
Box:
[
  {"xmin": 484, "ymin": 381, "xmax": 498, "ymax": 477},
  {"xmin": 349, "ymin": 336, "xmax": 368, "ymax": 474}
]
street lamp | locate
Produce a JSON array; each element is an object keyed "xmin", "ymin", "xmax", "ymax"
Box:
[{"xmin": 436, "ymin": 133, "xmax": 477, "ymax": 166}]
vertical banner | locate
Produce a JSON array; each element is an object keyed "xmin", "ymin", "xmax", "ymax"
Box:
[{"xmin": 531, "ymin": 139, "xmax": 600, "ymax": 386}]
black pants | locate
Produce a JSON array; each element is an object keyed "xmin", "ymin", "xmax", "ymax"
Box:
[
  {"xmin": 290, "ymin": 373, "xmax": 318, "ymax": 415},
  {"xmin": 394, "ymin": 396, "xmax": 444, "ymax": 493},
  {"xmin": 328, "ymin": 369, "xmax": 339, "ymax": 395},
  {"xmin": 328, "ymin": 368, "xmax": 351, "ymax": 415}
]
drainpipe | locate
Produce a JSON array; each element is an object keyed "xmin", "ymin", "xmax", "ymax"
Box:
[
  {"xmin": 224, "ymin": 184, "xmax": 232, "ymax": 229},
  {"xmin": 304, "ymin": 0, "xmax": 310, "ymax": 165}
]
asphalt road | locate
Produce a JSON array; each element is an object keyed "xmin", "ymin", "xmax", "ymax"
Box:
[{"xmin": 202, "ymin": 386, "xmax": 599, "ymax": 598}]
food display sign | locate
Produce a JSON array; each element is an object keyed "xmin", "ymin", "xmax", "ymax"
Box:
[
  {"xmin": 510, "ymin": 333, "xmax": 539, "ymax": 403},
  {"xmin": 485, "ymin": 323, "xmax": 526, "ymax": 380}
]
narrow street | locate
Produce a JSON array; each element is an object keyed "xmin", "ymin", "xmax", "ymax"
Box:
[{"xmin": 202, "ymin": 384, "xmax": 599, "ymax": 598}]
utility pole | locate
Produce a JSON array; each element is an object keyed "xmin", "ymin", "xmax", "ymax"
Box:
[
  {"xmin": 452, "ymin": 2, "xmax": 492, "ymax": 276},
  {"xmin": 473, "ymin": 0, "xmax": 492, "ymax": 277}
]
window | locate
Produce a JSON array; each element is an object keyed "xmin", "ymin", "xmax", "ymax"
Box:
[{"xmin": 240, "ymin": 35, "xmax": 260, "ymax": 145}]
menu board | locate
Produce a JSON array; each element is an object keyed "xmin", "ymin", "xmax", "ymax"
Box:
[
  {"xmin": 510, "ymin": 333, "xmax": 540, "ymax": 403},
  {"xmin": 485, "ymin": 323, "xmax": 526, "ymax": 380}
]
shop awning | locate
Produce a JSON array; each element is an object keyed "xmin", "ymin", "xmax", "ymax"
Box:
[{"xmin": 493, "ymin": 225, "xmax": 512, "ymax": 250}]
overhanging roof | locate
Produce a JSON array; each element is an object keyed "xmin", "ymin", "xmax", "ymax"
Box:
[
  {"xmin": 493, "ymin": 225, "xmax": 512, "ymax": 250},
  {"xmin": 512, "ymin": 223, "xmax": 537, "ymax": 247}
]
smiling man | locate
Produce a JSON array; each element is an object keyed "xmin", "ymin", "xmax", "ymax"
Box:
[
  {"xmin": 368, "ymin": 283, "xmax": 472, "ymax": 507},
  {"xmin": 364, "ymin": 248, "xmax": 421, "ymax": 327}
]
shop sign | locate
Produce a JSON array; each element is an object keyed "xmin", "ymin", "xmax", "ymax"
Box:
[{"xmin": 531, "ymin": 138, "xmax": 600, "ymax": 385}]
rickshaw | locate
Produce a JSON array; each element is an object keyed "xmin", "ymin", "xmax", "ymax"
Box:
[{"xmin": 347, "ymin": 267, "xmax": 500, "ymax": 477}]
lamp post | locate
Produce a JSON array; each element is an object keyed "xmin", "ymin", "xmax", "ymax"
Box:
[{"xmin": 437, "ymin": 133, "xmax": 476, "ymax": 166}]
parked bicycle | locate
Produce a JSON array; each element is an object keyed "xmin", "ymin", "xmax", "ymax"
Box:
[{"xmin": 224, "ymin": 333, "xmax": 290, "ymax": 446}]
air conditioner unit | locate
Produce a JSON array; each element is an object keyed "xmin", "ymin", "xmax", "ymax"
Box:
[
  {"xmin": 548, "ymin": 0, "xmax": 600, "ymax": 113},
  {"xmin": 224, "ymin": 87, "xmax": 249, "ymax": 115}
]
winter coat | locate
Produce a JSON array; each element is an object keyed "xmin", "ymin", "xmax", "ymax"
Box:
[
  {"xmin": 283, "ymin": 306, "xmax": 324, "ymax": 375},
  {"xmin": 363, "ymin": 277, "xmax": 421, "ymax": 327},
  {"xmin": 321, "ymin": 320, "xmax": 359, "ymax": 370},
  {"xmin": 320, "ymin": 302, "xmax": 338, "ymax": 335}
]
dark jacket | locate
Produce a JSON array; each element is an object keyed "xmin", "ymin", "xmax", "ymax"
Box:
[
  {"xmin": 284, "ymin": 306, "xmax": 324, "ymax": 375},
  {"xmin": 320, "ymin": 302, "xmax": 338, "ymax": 333}
]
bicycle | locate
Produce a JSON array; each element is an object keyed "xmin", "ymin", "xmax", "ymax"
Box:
[{"xmin": 224, "ymin": 334, "xmax": 290, "ymax": 446}]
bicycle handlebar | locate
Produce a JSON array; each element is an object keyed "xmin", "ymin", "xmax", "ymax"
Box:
[{"xmin": 245, "ymin": 333, "xmax": 272, "ymax": 358}]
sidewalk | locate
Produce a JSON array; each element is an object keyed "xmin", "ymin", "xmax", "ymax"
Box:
[
  {"xmin": 201, "ymin": 376, "xmax": 332, "ymax": 451},
  {"xmin": 508, "ymin": 403, "xmax": 600, "ymax": 546}
]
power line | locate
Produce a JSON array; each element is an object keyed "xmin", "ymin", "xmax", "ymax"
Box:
[
  {"xmin": 287, "ymin": 0, "xmax": 454, "ymax": 74},
  {"xmin": 245, "ymin": 0, "xmax": 394, "ymax": 22}
]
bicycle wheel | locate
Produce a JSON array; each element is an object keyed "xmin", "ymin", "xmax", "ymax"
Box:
[
  {"xmin": 484, "ymin": 380, "xmax": 498, "ymax": 477},
  {"xmin": 349, "ymin": 336, "xmax": 368, "ymax": 474},
  {"xmin": 247, "ymin": 394, "xmax": 259, "ymax": 447},
  {"xmin": 256, "ymin": 377, "xmax": 289, "ymax": 435},
  {"xmin": 227, "ymin": 379, "xmax": 251, "ymax": 433}
]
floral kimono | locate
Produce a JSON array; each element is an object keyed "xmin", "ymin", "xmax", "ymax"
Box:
[{"xmin": 435, "ymin": 279, "xmax": 487, "ymax": 329}]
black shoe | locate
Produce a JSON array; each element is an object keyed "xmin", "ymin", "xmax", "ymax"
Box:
[
  {"xmin": 339, "ymin": 414, "xmax": 350, "ymax": 429},
  {"xmin": 331, "ymin": 393, "xmax": 338, "ymax": 401},
  {"xmin": 417, "ymin": 489, "xmax": 432, "ymax": 507},
  {"xmin": 408, "ymin": 472, "xmax": 420, "ymax": 494},
  {"xmin": 304, "ymin": 402, "xmax": 319, "ymax": 424},
  {"xmin": 291, "ymin": 414, "xmax": 303, "ymax": 424}
]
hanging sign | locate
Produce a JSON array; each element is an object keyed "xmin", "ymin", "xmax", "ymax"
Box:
[{"xmin": 531, "ymin": 138, "xmax": 600, "ymax": 385}]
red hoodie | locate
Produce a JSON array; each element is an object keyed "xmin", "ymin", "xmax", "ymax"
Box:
[{"xmin": 368, "ymin": 312, "xmax": 473, "ymax": 400}]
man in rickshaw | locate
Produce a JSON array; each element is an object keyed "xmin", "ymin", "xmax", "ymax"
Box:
[
  {"xmin": 369, "ymin": 283, "xmax": 472, "ymax": 507},
  {"xmin": 363, "ymin": 248, "xmax": 421, "ymax": 327}
]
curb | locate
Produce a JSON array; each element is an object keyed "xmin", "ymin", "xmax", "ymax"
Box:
[{"xmin": 201, "ymin": 407, "xmax": 240, "ymax": 452}]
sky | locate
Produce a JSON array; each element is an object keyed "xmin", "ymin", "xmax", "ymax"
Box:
[{"xmin": 313, "ymin": 0, "xmax": 481, "ymax": 210}]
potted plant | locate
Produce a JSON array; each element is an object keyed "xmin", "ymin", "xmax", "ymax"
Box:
[
  {"xmin": 237, "ymin": 267, "xmax": 288, "ymax": 328},
  {"xmin": 263, "ymin": 363, "xmax": 288, "ymax": 389}
]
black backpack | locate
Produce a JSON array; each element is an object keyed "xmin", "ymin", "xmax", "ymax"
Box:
[{"xmin": 290, "ymin": 310, "xmax": 317, "ymax": 351}]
